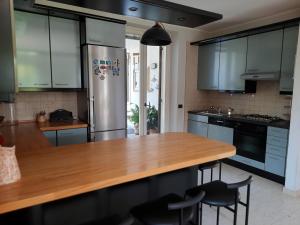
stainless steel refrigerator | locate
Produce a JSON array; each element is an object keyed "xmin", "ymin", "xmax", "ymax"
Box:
[{"xmin": 80, "ymin": 45, "xmax": 126, "ymax": 141}]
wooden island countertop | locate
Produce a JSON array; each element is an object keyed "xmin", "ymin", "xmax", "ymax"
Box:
[{"xmin": 0, "ymin": 123, "xmax": 235, "ymax": 214}]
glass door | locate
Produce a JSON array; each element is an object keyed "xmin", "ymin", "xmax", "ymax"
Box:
[
  {"xmin": 145, "ymin": 46, "xmax": 162, "ymax": 135},
  {"xmin": 126, "ymin": 37, "xmax": 162, "ymax": 137}
]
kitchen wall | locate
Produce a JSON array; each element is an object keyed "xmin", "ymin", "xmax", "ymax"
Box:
[
  {"xmin": 184, "ymin": 43, "xmax": 207, "ymax": 130},
  {"xmin": 184, "ymin": 41, "xmax": 293, "ymax": 129},
  {"xmin": 205, "ymin": 81, "xmax": 292, "ymax": 119},
  {"xmin": 0, "ymin": 92, "xmax": 78, "ymax": 122}
]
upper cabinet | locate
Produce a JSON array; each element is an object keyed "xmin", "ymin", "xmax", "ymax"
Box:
[
  {"xmin": 15, "ymin": 11, "xmax": 81, "ymax": 90},
  {"xmin": 219, "ymin": 37, "xmax": 247, "ymax": 91},
  {"xmin": 280, "ymin": 26, "xmax": 299, "ymax": 94},
  {"xmin": 0, "ymin": 0, "xmax": 16, "ymax": 102},
  {"xmin": 15, "ymin": 11, "xmax": 52, "ymax": 88},
  {"xmin": 84, "ymin": 18, "xmax": 125, "ymax": 48},
  {"xmin": 50, "ymin": 17, "xmax": 81, "ymax": 88},
  {"xmin": 246, "ymin": 30, "xmax": 283, "ymax": 75},
  {"xmin": 197, "ymin": 43, "xmax": 220, "ymax": 90}
]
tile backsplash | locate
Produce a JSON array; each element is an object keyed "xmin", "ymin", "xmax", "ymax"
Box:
[
  {"xmin": 205, "ymin": 81, "xmax": 292, "ymax": 120},
  {"xmin": 0, "ymin": 92, "xmax": 78, "ymax": 121}
]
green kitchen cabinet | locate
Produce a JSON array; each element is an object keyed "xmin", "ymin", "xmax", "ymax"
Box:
[
  {"xmin": 50, "ymin": 17, "xmax": 81, "ymax": 88},
  {"xmin": 43, "ymin": 128, "xmax": 88, "ymax": 146},
  {"xmin": 280, "ymin": 26, "xmax": 299, "ymax": 93},
  {"xmin": 219, "ymin": 37, "xmax": 247, "ymax": 91},
  {"xmin": 43, "ymin": 131, "xmax": 57, "ymax": 146},
  {"xmin": 197, "ymin": 42, "xmax": 220, "ymax": 90},
  {"xmin": 187, "ymin": 114, "xmax": 209, "ymax": 137},
  {"xmin": 84, "ymin": 18, "xmax": 125, "ymax": 48},
  {"xmin": 15, "ymin": 11, "xmax": 52, "ymax": 88},
  {"xmin": 207, "ymin": 124, "xmax": 234, "ymax": 144},
  {"xmin": 188, "ymin": 120, "xmax": 208, "ymax": 137},
  {"xmin": 57, "ymin": 128, "xmax": 87, "ymax": 146},
  {"xmin": 0, "ymin": 0, "xmax": 15, "ymax": 102},
  {"xmin": 265, "ymin": 127, "xmax": 289, "ymax": 177},
  {"xmin": 246, "ymin": 30, "xmax": 283, "ymax": 75}
]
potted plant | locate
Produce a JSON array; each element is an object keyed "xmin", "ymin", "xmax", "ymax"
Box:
[
  {"xmin": 129, "ymin": 104, "xmax": 139, "ymax": 135},
  {"xmin": 147, "ymin": 105, "xmax": 159, "ymax": 134}
]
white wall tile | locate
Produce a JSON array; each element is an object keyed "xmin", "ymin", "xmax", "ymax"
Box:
[{"xmin": 13, "ymin": 92, "xmax": 78, "ymax": 121}]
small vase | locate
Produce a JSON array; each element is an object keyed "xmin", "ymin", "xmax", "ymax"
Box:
[
  {"xmin": 0, "ymin": 146, "xmax": 21, "ymax": 185},
  {"xmin": 37, "ymin": 115, "xmax": 47, "ymax": 123}
]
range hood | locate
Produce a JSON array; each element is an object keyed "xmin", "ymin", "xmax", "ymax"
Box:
[{"xmin": 241, "ymin": 72, "xmax": 280, "ymax": 81}]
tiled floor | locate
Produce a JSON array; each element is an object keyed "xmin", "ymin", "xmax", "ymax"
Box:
[{"xmin": 200, "ymin": 164, "xmax": 300, "ymax": 225}]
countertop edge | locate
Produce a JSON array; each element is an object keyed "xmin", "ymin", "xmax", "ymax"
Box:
[{"xmin": 0, "ymin": 146, "xmax": 235, "ymax": 214}]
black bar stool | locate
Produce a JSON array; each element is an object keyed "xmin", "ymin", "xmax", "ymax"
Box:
[
  {"xmin": 186, "ymin": 176, "xmax": 253, "ymax": 225},
  {"xmin": 198, "ymin": 160, "xmax": 222, "ymax": 185},
  {"xmin": 130, "ymin": 191, "xmax": 205, "ymax": 225},
  {"xmin": 81, "ymin": 215, "xmax": 134, "ymax": 225}
]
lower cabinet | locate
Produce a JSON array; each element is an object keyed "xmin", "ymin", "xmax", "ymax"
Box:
[
  {"xmin": 43, "ymin": 131, "xmax": 57, "ymax": 146},
  {"xmin": 43, "ymin": 128, "xmax": 87, "ymax": 146},
  {"xmin": 264, "ymin": 127, "xmax": 289, "ymax": 177},
  {"xmin": 187, "ymin": 120, "xmax": 208, "ymax": 137},
  {"xmin": 57, "ymin": 128, "xmax": 87, "ymax": 146},
  {"xmin": 265, "ymin": 153, "xmax": 286, "ymax": 177},
  {"xmin": 207, "ymin": 124, "xmax": 233, "ymax": 144},
  {"xmin": 231, "ymin": 155, "xmax": 265, "ymax": 170}
]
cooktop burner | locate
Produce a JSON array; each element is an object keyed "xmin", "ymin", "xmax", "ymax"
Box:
[{"xmin": 238, "ymin": 114, "xmax": 282, "ymax": 123}]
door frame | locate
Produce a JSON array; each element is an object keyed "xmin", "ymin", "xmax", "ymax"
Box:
[
  {"xmin": 126, "ymin": 35, "xmax": 163, "ymax": 136},
  {"xmin": 140, "ymin": 44, "xmax": 163, "ymax": 136}
]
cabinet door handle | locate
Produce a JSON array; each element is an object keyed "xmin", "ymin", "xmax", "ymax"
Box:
[
  {"xmin": 55, "ymin": 83, "xmax": 69, "ymax": 86},
  {"xmin": 60, "ymin": 132, "xmax": 74, "ymax": 135},
  {"xmin": 268, "ymin": 155, "xmax": 280, "ymax": 161},
  {"xmin": 34, "ymin": 83, "xmax": 49, "ymax": 86},
  {"xmin": 247, "ymin": 69, "xmax": 259, "ymax": 72},
  {"xmin": 88, "ymin": 39, "xmax": 102, "ymax": 43}
]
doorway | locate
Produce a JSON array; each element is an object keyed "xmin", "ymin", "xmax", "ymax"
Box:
[{"xmin": 126, "ymin": 37, "xmax": 162, "ymax": 137}]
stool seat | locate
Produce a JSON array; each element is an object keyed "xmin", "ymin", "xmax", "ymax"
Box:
[
  {"xmin": 131, "ymin": 193, "xmax": 194, "ymax": 225},
  {"xmin": 198, "ymin": 161, "xmax": 219, "ymax": 171},
  {"xmin": 80, "ymin": 215, "xmax": 134, "ymax": 225},
  {"xmin": 186, "ymin": 180, "xmax": 240, "ymax": 207}
]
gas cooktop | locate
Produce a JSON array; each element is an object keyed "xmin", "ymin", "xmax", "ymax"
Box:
[{"xmin": 235, "ymin": 114, "xmax": 282, "ymax": 123}]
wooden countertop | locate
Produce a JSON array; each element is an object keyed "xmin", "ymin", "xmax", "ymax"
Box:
[
  {"xmin": 0, "ymin": 124, "xmax": 235, "ymax": 214},
  {"xmin": 0, "ymin": 121, "xmax": 88, "ymax": 154},
  {"xmin": 38, "ymin": 120, "xmax": 88, "ymax": 131}
]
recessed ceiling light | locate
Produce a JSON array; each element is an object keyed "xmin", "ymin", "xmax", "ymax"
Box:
[
  {"xmin": 129, "ymin": 7, "xmax": 138, "ymax": 12},
  {"xmin": 177, "ymin": 17, "xmax": 186, "ymax": 22}
]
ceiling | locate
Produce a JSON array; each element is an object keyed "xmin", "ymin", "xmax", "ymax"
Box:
[{"xmin": 167, "ymin": 0, "xmax": 300, "ymax": 32}]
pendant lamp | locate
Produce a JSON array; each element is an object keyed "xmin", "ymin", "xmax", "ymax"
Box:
[{"xmin": 141, "ymin": 22, "xmax": 172, "ymax": 46}]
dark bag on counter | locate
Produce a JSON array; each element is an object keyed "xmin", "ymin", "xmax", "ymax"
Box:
[{"xmin": 49, "ymin": 109, "xmax": 73, "ymax": 122}]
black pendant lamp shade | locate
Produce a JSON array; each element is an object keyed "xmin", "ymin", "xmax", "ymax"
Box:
[{"xmin": 141, "ymin": 22, "xmax": 172, "ymax": 46}]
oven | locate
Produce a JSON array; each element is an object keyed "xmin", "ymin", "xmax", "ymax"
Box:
[{"xmin": 233, "ymin": 122, "xmax": 267, "ymax": 163}]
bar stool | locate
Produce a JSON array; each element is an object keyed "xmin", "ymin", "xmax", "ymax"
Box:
[
  {"xmin": 198, "ymin": 160, "xmax": 222, "ymax": 185},
  {"xmin": 81, "ymin": 215, "xmax": 134, "ymax": 225},
  {"xmin": 131, "ymin": 191, "xmax": 205, "ymax": 225},
  {"xmin": 186, "ymin": 176, "xmax": 252, "ymax": 225}
]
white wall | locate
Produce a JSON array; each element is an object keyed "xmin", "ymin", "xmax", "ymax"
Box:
[
  {"xmin": 165, "ymin": 30, "xmax": 204, "ymax": 132},
  {"xmin": 285, "ymin": 24, "xmax": 300, "ymax": 193}
]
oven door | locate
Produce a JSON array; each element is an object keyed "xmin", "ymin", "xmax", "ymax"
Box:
[{"xmin": 233, "ymin": 124, "xmax": 267, "ymax": 163}]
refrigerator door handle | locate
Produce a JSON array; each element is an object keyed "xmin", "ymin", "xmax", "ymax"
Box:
[{"xmin": 89, "ymin": 96, "xmax": 95, "ymax": 132}]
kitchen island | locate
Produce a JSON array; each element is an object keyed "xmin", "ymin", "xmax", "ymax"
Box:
[{"xmin": 0, "ymin": 123, "xmax": 235, "ymax": 225}]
